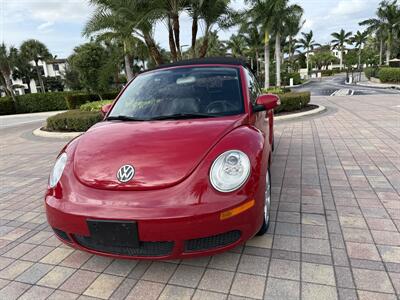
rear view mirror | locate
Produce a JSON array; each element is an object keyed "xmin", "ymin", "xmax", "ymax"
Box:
[
  {"xmin": 255, "ymin": 94, "xmax": 280, "ymax": 111},
  {"xmin": 101, "ymin": 104, "xmax": 112, "ymax": 117}
]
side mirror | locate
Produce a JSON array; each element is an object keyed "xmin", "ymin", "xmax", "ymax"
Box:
[
  {"xmin": 101, "ymin": 104, "xmax": 112, "ymax": 117},
  {"xmin": 255, "ymin": 94, "xmax": 280, "ymax": 111}
]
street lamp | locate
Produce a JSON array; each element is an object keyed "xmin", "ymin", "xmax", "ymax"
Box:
[{"xmin": 180, "ymin": 45, "xmax": 189, "ymax": 59}]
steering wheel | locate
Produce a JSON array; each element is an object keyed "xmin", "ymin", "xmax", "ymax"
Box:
[{"xmin": 206, "ymin": 101, "xmax": 237, "ymax": 113}]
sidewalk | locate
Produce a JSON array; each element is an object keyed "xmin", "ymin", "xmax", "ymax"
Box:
[{"xmin": 355, "ymin": 80, "xmax": 400, "ymax": 90}]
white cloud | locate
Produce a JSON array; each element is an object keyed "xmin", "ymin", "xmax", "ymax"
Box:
[
  {"xmin": 37, "ymin": 21, "xmax": 54, "ymax": 31},
  {"xmin": 4, "ymin": 0, "xmax": 92, "ymax": 24},
  {"xmin": 332, "ymin": 0, "xmax": 370, "ymax": 15}
]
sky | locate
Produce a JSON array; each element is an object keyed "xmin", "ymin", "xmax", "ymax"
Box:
[{"xmin": 0, "ymin": 0, "xmax": 381, "ymax": 58}]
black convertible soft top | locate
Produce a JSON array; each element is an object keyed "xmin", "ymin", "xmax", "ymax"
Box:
[{"xmin": 143, "ymin": 57, "xmax": 250, "ymax": 73}]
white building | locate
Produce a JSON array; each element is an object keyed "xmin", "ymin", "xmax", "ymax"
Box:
[{"xmin": 1, "ymin": 58, "xmax": 67, "ymax": 97}]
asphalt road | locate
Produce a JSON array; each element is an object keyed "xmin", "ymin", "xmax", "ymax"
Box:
[
  {"xmin": 292, "ymin": 74, "xmax": 400, "ymax": 96},
  {"xmin": 0, "ymin": 111, "xmax": 64, "ymax": 129}
]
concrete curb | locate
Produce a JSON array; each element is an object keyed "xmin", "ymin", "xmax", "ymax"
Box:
[
  {"xmin": 354, "ymin": 82, "xmax": 400, "ymax": 90},
  {"xmin": 33, "ymin": 127, "xmax": 83, "ymax": 139},
  {"xmin": 275, "ymin": 105, "xmax": 326, "ymax": 121}
]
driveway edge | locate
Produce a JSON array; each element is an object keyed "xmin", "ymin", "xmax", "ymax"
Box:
[
  {"xmin": 33, "ymin": 127, "xmax": 83, "ymax": 139},
  {"xmin": 275, "ymin": 105, "xmax": 326, "ymax": 121}
]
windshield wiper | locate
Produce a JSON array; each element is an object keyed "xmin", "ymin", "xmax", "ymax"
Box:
[
  {"xmin": 106, "ymin": 115, "xmax": 147, "ymax": 121},
  {"xmin": 149, "ymin": 113, "xmax": 217, "ymax": 120}
]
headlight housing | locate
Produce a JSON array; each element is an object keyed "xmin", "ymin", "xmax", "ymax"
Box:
[
  {"xmin": 49, "ymin": 153, "xmax": 67, "ymax": 188},
  {"xmin": 210, "ymin": 150, "xmax": 251, "ymax": 192}
]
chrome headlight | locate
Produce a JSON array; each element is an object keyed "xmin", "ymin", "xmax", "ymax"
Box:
[
  {"xmin": 210, "ymin": 150, "xmax": 251, "ymax": 192},
  {"xmin": 49, "ymin": 153, "xmax": 67, "ymax": 188}
]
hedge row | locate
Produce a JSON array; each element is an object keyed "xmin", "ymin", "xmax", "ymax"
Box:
[
  {"xmin": 80, "ymin": 100, "xmax": 113, "ymax": 112},
  {"xmin": 46, "ymin": 110, "xmax": 103, "ymax": 132},
  {"xmin": 0, "ymin": 92, "xmax": 73, "ymax": 115},
  {"xmin": 0, "ymin": 91, "xmax": 119, "ymax": 115},
  {"xmin": 378, "ymin": 68, "xmax": 400, "ymax": 83},
  {"xmin": 275, "ymin": 92, "xmax": 311, "ymax": 113},
  {"xmin": 0, "ymin": 98, "xmax": 15, "ymax": 115},
  {"xmin": 66, "ymin": 91, "xmax": 119, "ymax": 109},
  {"xmin": 364, "ymin": 67, "xmax": 379, "ymax": 79}
]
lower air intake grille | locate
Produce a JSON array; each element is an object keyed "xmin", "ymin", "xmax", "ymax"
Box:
[
  {"xmin": 53, "ymin": 228, "xmax": 71, "ymax": 242},
  {"xmin": 74, "ymin": 235, "xmax": 174, "ymax": 257},
  {"xmin": 184, "ymin": 230, "xmax": 241, "ymax": 252}
]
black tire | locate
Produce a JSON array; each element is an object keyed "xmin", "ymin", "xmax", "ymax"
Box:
[
  {"xmin": 272, "ymin": 136, "xmax": 275, "ymax": 152},
  {"xmin": 257, "ymin": 169, "xmax": 271, "ymax": 236}
]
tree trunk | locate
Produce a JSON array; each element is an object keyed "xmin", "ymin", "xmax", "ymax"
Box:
[
  {"xmin": 199, "ymin": 24, "xmax": 210, "ymax": 58},
  {"xmin": 171, "ymin": 13, "xmax": 181, "ymax": 60},
  {"xmin": 124, "ymin": 53, "xmax": 134, "ymax": 82},
  {"xmin": 34, "ymin": 60, "xmax": 45, "ymax": 93},
  {"xmin": 306, "ymin": 48, "xmax": 309, "ymax": 76},
  {"xmin": 386, "ymin": 33, "xmax": 391, "ymax": 65},
  {"xmin": 340, "ymin": 47, "xmax": 343, "ymax": 70},
  {"xmin": 255, "ymin": 50, "xmax": 259, "ymax": 76},
  {"xmin": 264, "ymin": 30, "xmax": 270, "ymax": 89},
  {"xmin": 275, "ymin": 33, "xmax": 281, "ymax": 87},
  {"xmin": 168, "ymin": 16, "xmax": 178, "ymax": 62},
  {"xmin": 143, "ymin": 34, "xmax": 164, "ymax": 65},
  {"xmin": 0, "ymin": 73, "xmax": 11, "ymax": 96},
  {"xmin": 191, "ymin": 15, "xmax": 198, "ymax": 58},
  {"xmin": 3, "ymin": 71, "xmax": 16, "ymax": 103},
  {"xmin": 379, "ymin": 38, "xmax": 383, "ymax": 65}
]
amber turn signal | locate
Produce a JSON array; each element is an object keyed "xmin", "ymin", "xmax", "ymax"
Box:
[{"xmin": 220, "ymin": 199, "xmax": 255, "ymax": 220}]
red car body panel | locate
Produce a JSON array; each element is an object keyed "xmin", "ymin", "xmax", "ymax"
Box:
[{"xmin": 45, "ymin": 62, "xmax": 275, "ymax": 259}]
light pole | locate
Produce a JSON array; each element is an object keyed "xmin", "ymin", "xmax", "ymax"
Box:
[{"xmin": 180, "ymin": 45, "xmax": 189, "ymax": 59}]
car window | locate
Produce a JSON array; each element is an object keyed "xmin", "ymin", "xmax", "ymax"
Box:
[
  {"xmin": 109, "ymin": 67, "xmax": 244, "ymax": 120},
  {"xmin": 245, "ymin": 69, "xmax": 261, "ymax": 105}
]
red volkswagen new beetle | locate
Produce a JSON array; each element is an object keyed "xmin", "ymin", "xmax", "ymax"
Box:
[{"xmin": 45, "ymin": 58, "xmax": 280, "ymax": 259}]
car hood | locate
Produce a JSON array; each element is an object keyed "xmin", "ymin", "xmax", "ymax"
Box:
[{"xmin": 73, "ymin": 115, "xmax": 246, "ymax": 191}]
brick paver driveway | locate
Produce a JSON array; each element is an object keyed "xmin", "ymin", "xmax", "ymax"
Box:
[{"xmin": 0, "ymin": 95, "xmax": 399, "ymax": 300}]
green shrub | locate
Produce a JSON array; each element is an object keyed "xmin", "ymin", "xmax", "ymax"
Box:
[
  {"xmin": 364, "ymin": 67, "xmax": 379, "ymax": 79},
  {"xmin": 282, "ymin": 72, "xmax": 301, "ymax": 85},
  {"xmin": 14, "ymin": 92, "xmax": 73, "ymax": 113},
  {"xmin": 65, "ymin": 91, "xmax": 119, "ymax": 109},
  {"xmin": 80, "ymin": 100, "xmax": 113, "ymax": 112},
  {"xmin": 46, "ymin": 110, "xmax": 103, "ymax": 132},
  {"xmin": 275, "ymin": 92, "xmax": 311, "ymax": 113},
  {"xmin": 378, "ymin": 67, "xmax": 400, "ymax": 83},
  {"xmin": 0, "ymin": 97, "xmax": 16, "ymax": 115},
  {"xmin": 263, "ymin": 87, "xmax": 291, "ymax": 94}
]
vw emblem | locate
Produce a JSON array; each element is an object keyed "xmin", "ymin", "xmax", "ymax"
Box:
[{"xmin": 116, "ymin": 165, "xmax": 135, "ymax": 183}]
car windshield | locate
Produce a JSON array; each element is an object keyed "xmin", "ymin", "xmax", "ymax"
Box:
[{"xmin": 108, "ymin": 67, "xmax": 244, "ymax": 120}]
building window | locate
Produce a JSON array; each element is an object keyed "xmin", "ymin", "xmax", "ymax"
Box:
[{"xmin": 53, "ymin": 64, "xmax": 59, "ymax": 71}]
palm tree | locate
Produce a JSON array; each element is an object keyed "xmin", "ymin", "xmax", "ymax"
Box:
[
  {"xmin": 298, "ymin": 30, "xmax": 320, "ymax": 75},
  {"xmin": 198, "ymin": 0, "xmax": 232, "ymax": 58},
  {"xmin": 13, "ymin": 53, "xmax": 36, "ymax": 93},
  {"xmin": 270, "ymin": 1, "xmax": 303, "ymax": 87},
  {"xmin": 352, "ymin": 30, "xmax": 369, "ymax": 69},
  {"xmin": 240, "ymin": 21, "xmax": 263, "ymax": 75},
  {"xmin": 87, "ymin": 0, "xmax": 164, "ymax": 66},
  {"xmin": 83, "ymin": 8, "xmax": 141, "ymax": 81},
  {"xmin": 20, "ymin": 39, "xmax": 51, "ymax": 93},
  {"xmin": 226, "ymin": 34, "xmax": 247, "ymax": 58},
  {"xmin": 360, "ymin": 0, "xmax": 400, "ymax": 65},
  {"xmin": 331, "ymin": 29, "xmax": 353, "ymax": 70},
  {"xmin": 0, "ymin": 43, "xmax": 18, "ymax": 102},
  {"xmin": 247, "ymin": 0, "xmax": 276, "ymax": 88}
]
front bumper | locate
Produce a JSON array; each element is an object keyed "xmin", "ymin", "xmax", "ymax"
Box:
[{"xmin": 46, "ymin": 194, "xmax": 263, "ymax": 259}]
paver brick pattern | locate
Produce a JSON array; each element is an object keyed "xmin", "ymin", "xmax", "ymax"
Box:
[{"xmin": 0, "ymin": 95, "xmax": 399, "ymax": 299}]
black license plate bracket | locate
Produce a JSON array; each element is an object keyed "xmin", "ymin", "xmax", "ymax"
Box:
[{"xmin": 87, "ymin": 219, "xmax": 139, "ymax": 248}]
